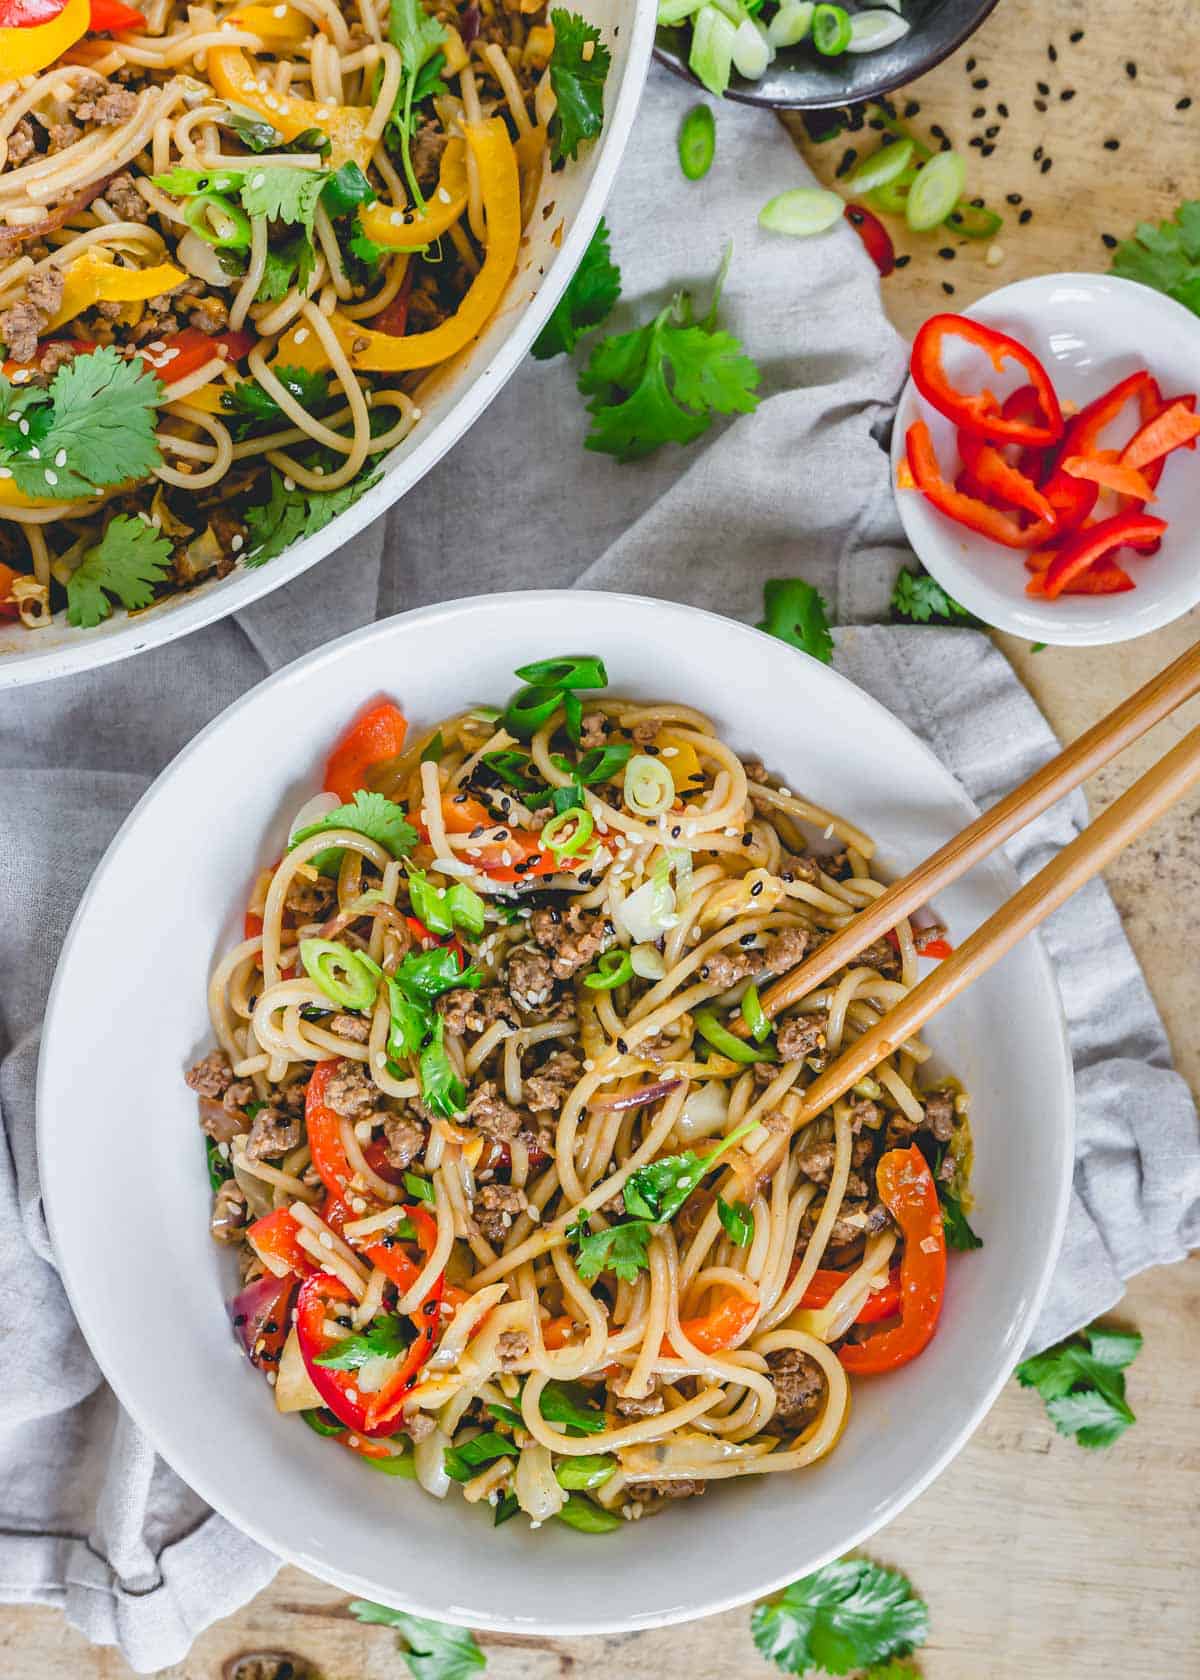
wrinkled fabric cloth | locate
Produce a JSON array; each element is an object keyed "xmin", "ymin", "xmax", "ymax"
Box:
[{"xmin": 1, "ymin": 70, "xmax": 1196, "ymax": 1674}]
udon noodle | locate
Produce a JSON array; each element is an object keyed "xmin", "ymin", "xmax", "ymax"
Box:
[
  {"xmin": 0, "ymin": 0, "xmax": 577, "ymax": 628},
  {"xmin": 187, "ymin": 656, "xmax": 974, "ymax": 1526}
]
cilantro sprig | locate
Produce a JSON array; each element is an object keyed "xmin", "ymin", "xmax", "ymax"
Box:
[
  {"xmin": 290, "ymin": 787, "xmax": 418, "ymax": 863},
  {"xmin": 221, "ymin": 366, "xmax": 331, "ymax": 441},
  {"xmin": 242, "ymin": 465, "xmax": 381, "ymax": 567},
  {"xmin": 312, "ymin": 1312, "xmax": 410, "ymax": 1370},
  {"xmin": 1110, "ymin": 200, "xmax": 1200, "ymax": 315},
  {"xmin": 387, "ymin": 0, "xmax": 449, "ymax": 207},
  {"xmin": 751, "ymin": 1558, "xmax": 929, "ymax": 1677},
  {"xmin": 758, "ymin": 578, "xmax": 834, "ymax": 664},
  {"xmin": 890, "ymin": 567, "xmax": 974, "ymax": 625},
  {"xmin": 66, "ymin": 516, "xmax": 172, "ymax": 629},
  {"xmin": 532, "ymin": 218, "xmax": 621, "ymax": 360},
  {"xmin": 548, "ymin": 8, "xmax": 611, "ymax": 165},
  {"xmin": 1016, "ymin": 1321, "xmax": 1142, "ymax": 1448},
  {"xmin": 0, "ymin": 349, "xmax": 162, "ymax": 503},
  {"xmin": 348, "ymin": 1603, "xmax": 485, "ymax": 1680},
  {"xmin": 578, "ymin": 249, "xmax": 759, "ymax": 461}
]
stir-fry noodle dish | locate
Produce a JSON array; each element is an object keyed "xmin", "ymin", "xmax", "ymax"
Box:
[
  {"xmin": 0, "ymin": 0, "xmax": 608, "ymax": 631},
  {"xmin": 188, "ymin": 655, "xmax": 977, "ymax": 1530}
]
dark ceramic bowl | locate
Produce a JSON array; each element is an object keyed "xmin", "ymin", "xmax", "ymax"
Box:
[{"xmin": 654, "ymin": 0, "xmax": 1003, "ymax": 110}]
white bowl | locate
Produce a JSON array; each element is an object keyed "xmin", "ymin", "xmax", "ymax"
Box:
[
  {"xmin": 0, "ymin": 4, "xmax": 655, "ymax": 691},
  {"xmin": 892, "ymin": 273, "xmax": 1200, "ymax": 647},
  {"xmin": 39, "ymin": 591, "xmax": 1073, "ymax": 1633}
]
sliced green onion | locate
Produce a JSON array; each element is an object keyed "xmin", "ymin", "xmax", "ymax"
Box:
[
  {"xmin": 404, "ymin": 1171, "xmax": 435, "ymax": 1203},
  {"xmin": 541, "ymin": 805, "xmax": 595, "ymax": 859},
  {"xmin": 944, "ymin": 201, "xmax": 1004, "ymax": 239},
  {"xmin": 575, "ymin": 742, "xmax": 633, "ymax": 783},
  {"xmin": 669, "ymin": 846, "xmax": 694, "ymax": 912},
  {"xmin": 845, "ymin": 7, "xmax": 909, "ymax": 51},
  {"xmin": 514, "ymin": 654, "xmax": 608, "ymax": 689},
  {"xmin": 758, "ymin": 187, "xmax": 842, "ymax": 238},
  {"xmin": 689, "ymin": 5, "xmax": 737, "ymax": 98},
  {"xmin": 300, "ymin": 938, "xmax": 379, "ymax": 1011},
  {"xmin": 868, "ymin": 165, "xmax": 918, "ymax": 216},
  {"xmin": 493, "ymin": 1491, "xmax": 520, "ymax": 1526},
  {"xmin": 554, "ymin": 1493, "xmax": 622, "ymax": 1533},
  {"xmin": 556, "ymin": 1454, "xmax": 617, "ymax": 1490},
  {"xmin": 360, "ymin": 1449, "xmax": 417, "ymax": 1477},
  {"xmin": 767, "ymin": 0, "xmax": 812, "ymax": 45},
  {"xmin": 503, "ymin": 685, "xmax": 563, "ymax": 740},
  {"xmin": 468, "ymin": 705, "xmax": 502, "ymax": 724},
  {"xmin": 905, "ymin": 150, "xmax": 967, "ymax": 232},
  {"xmin": 740, "ymin": 983, "xmax": 772, "ymax": 1043},
  {"xmin": 694, "ymin": 1008, "xmax": 777, "ymax": 1064},
  {"xmin": 584, "ymin": 949, "xmax": 634, "ymax": 990},
  {"xmin": 563, "ymin": 689, "xmax": 584, "ymax": 744},
  {"xmin": 678, "ymin": 103, "xmax": 716, "ymax": 181},
  {"xmin": 812, "ymin": 2, "xmax": 851, "ymax": 54},
  {"xmin": 481, "ymin": 749, "xmax": 542, "ymax": 796},
  {"xmin": 716, "ymin": 1193, "xmax": 754, "ymax": 1247},
  {"xmin": 659, "ymin": 0, "xmax": 705, "ymax": 17},
  {"xmin": 446, "ymin": 881, "xmax": 486, "ymax": 936},
  {"xmin": 731, "ymin": 15, "xmax": 770, "ymax": 77},
  {"xmin": 845, "ymin": 138, "xmax": 914, "ymax": 195},
  {"xmin": 408, "ymin": 869, "xmax": 453, "ymax": 935},
  {"xmin": 420, "ymin": 730, "xmax": 444, "ymax": 763},
  {"xmin": 623, "ymin": 753, "xmax": 675, "ymax": 818},
  {"xmin": 302, "ymin": 1407, "xmax": 347, "ymax": 1437},
  {"xmin": 487, "ymin": 1400, "xmax": 524, "ymax": 1428},
  {"xmin": 183, "ymin": 191, "xmax": 252, "ymax": 249}
]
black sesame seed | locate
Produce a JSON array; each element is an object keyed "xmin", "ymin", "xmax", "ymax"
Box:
[
  {"xmin": 938, "ymin": 247, "xmax": 956, "ymax": 259},
  {"xmin": 981, "ymin": 143, "xmax": 995, "ymax": 157},
  {"xmin": 904, "ymin": 99, "xmax": 920, "ymax": 117},
  {"xmin": 1006, "ymin": 191, "xmax": 1023, "ymax": 204},
  {"xmin": 965, "ymin": 55, "xmax": 976, "ymax": 70},
  {"xmin": 1033, "ymin": 145, "xmax": 1043, "ymax": 161},
  {"xmin": 1040, "ymin": 157, "xmax": 1052, "ymax": 173},
  {"xmin": 836, "ymin": 148, "xmax": 857, "ymax": 179},
  {"xmin": 1126, "ymin": 60, "xmax": 1137, "ymax": 77},
  {"xmin": 1101, "ymin": 232, "xmax": 1117, "ymax": 249},
  {"xmin": 1060, "ymin": 88, "xmax": 1075, "ymax": 100},
  {"xmin": 1034, "ymin": 99, "xmax": 1048, "ymax": 113},
  {"xmin": 942, "ymin": 281, "xmax": 956, "ymax": 295},
  {"xmin": 894, "ymin": 253, "xmax": 911, "ymax": 268},
  {"xmin": 930, "ymin": 123, "xmax": 947, "ymax": 139},
  {"xmin": 233, "ymin": 1313, "xmax": 247, "ymax": 1327},
  {"xmin": 972, "ymin": 76, "xmax": 988, "ymax": 89},
  {"xmin": 939, "ymin": 135, "xmax": 952, "ymax": 151},
  {"xmin": 1177, "ymin": 96, "xmax": 1193, "ymax": 111},
  {"xmin": 616, "ymin": 1037, "xmax": 628, "ymax": 1054},
  {"xmin": 740, "ymin": 932, "xmax": 757, "ymax": 946},
  {"xmin": 1069, "ymin": 27, "xmax": 1083, "ymax": 41},
  {"xmin": 750, "ymin": 880, "xmax": 764, "ymax": 897},
  {"xmin": 1104, "ymin": 137, "xmax": 1120, "ymax": 150},
  {"xmin": 971, "ymin": 195, "xmax": 984, "ymax": 207},
  {"xmin": 452, "ymin": 792, "xmax": 469, "ymax": 804},
  {"xmin": 985, "ymin": 124, "xmax": 999, "ymax": 137},
  {"xmin": 972, "ymin": 105, "xmax": 986, "ymax": 119},
  {"xmin": 997, "ymin": 101, "xmax": 1009, "ymax": 117},
  {"xmin": 1037, "ymin": 80, "xmax": 1050, "ymax": 94},
  {"xmin": 969, "ymin": 136, "xmax": 984, "ymax": 149},
  {"xmin": 671, "ymin": 825, "xmax": 682, "ymax": 838},
  {"xmin": 1048, "ymin": 43, "xmax": 1057, "ymax": 61},
  {"xmin": 1019, "ymin": 208, "xmax": 1033, "ymax": 224}
]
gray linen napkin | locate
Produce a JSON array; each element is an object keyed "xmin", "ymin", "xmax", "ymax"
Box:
[{"xmin": 2, "ymin": 70, "xmax": 1197, "ymax": 1675}]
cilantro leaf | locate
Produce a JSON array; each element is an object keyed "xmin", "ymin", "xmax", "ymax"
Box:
[
  {"xmin": 939, "ymin": 1187, "xmax": 982, "ymax": 1252},
  {"xmin": 569, "ymin": 1213, "xmax": 652, "ymax": 1283},
  {"xmin": 255, "ymin": 234, "xmax": 315, "ymax": 303},
  {"xmin": 2, "ymin": 347, "xmax": 162, "ymax": 500},
  {"xmin": 240, "ymin": 164, "xmax": 327, "ymax": 232},
  {"xmin": 418, "ymin": 1017, "xmax": 468, "ymax": 1118},
  {"xmin": 1015, "ymin": 1321, "xmax": 1141, "ymax": 1448},
  {"xmin": 623, "ymin": 1125, "xmax": 749, "ymax": 1223},
  {"xmin": 751, "ymin": 1558, "xmax": 929, "ymax": 1677},
  {"xmin": 548, "ymin": 8, "xmax": 611, "ymax": 165},
  {"xmin": 320, "ymin": 161, "xmax": 377, "ymax": 217},
  {"xmin": 313, "ymin": 1312, "xmax": 410, "ymax": 1369},
  {"xmin": 65, "ymin": 516, "xmax": 172, "ymax": 629},
  {"xmin": 224, "ymin": 108, "xmax": 284, "ymax": 151},
  {"xmin": 758, "ymin": 577, "xmax": 834, "ymax": 664},
  {"xmin": 396, "ymin": 944, "xmax": 481, "ymax": 1000},
  {"xmin": 347, "ymin": 1604, "xmax": 485, "ymax": 1680},
  {"xmin": 242, "ymin": 465, "xmax": 380, "ymax": 566},
  {"xmin": 717, "ymin": 1194, "xmax": 754, "ymax": 1247},
  {"xmin": 539, "ymin": 1378, "xmax": 606, "ymax": 1435},
  {"xmin": 349, "ymin": 216, "xmax": 389, "ymax": 270},
  {"xmin": 578, "ymin": 262, "xmax": 758, "ymax": 461},
  {"xmin": 890, "ymin": 567, "xmax": 974, "ymax": 625},
  {"xmin": 387, "ymin": 0, "xmax": 448, "ymax": 204},
  {"xmin": 532, "ymin": 217, "xmax": 621, "ymax": 359},
  {"xmin": 290, "ymin": 787, "xmax": 418, "ymax": 860},
  {"xmin": 222, "ymin": 366, "xmax": 331, "ymax": 440},
  {"xmin": 1110, "ymin": 200, "xmax": 1200, "ymax": 316},
  {"xmin": 206, "ymin": 1137, "xmax": 233, "ymax": 1190}
]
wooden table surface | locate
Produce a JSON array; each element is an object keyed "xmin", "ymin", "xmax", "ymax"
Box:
[{"xmin": 8, "ymin": 0, "xmax": 1200, "ymax": 1674}]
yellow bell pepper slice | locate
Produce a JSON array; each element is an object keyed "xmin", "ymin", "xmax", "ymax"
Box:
[
  {"xmin": 276, "ymin": 119, "xmax": 520, "ymax": 376},
  {"xmin": 207, "ymin": 46, "xmax": 374, "ymax": 173},
  {"xmin": 226, "ymin": 2, "xmax": 309, "ymax": 44},
  {"xmin": 0, "ymin": 478, "xmax": 57, "ymax": 509},
  {"xmin": 355, "ymin": 139, "xmax": 468, "ymax": 250},
  {"xmin": 658, "ymin": 731, "xmax": 702, "ymax": 792},
  {"xmin": 0, "ymin": 0, "xmax": 88, "ymax": 80},
  {"xmin": 43, "ymin": 250, "xmax": 186, "ymax": 333}
]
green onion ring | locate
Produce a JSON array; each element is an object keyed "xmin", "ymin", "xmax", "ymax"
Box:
[
  {"xmin": 183, "ymin": 190, "xmax": 252, "ymax": 249},
  {"xmin": 583, "ymin": 949, "xmax": 634, "ymax": 990},
  {"xmin": 514, "ymin": 654, "xmax": 608, "ymax": 689},
  {"xmin": 694, "ymin": 1008, "xmax": 777, "ymax": 1065},
  {"xmin": 503, "ymin": 685, "xmax": 563, "ymax": 740},
  {"xmin": 299, "ymin": 938, "xmax": 379, "ymax": 1011},
  {"xmin": 740, "ymin": 983, "xmax": 772, "ymax": 1043},
  {"xmin": 541, "ymin": 804, "xmax": 595, "ymax": 859}
]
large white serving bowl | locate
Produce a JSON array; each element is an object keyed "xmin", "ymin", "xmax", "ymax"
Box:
[
  {"xmin": 39, "ymin": 591, "xmax": 1073, "ymax": 1634},
  {"xmin": 0, "ymin": 4, "xmax": 654, "ymax": 691}
]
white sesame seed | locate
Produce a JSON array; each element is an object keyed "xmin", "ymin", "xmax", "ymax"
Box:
[
  {"xmin": 11, "ymin": 370, "xmax": 32, "ymax": 385},
  {"xmin": 777, "ymin": 787, "xmax": 792, "ymax": 798},
  {"xmin": 410, "ymin": 407, "xmax": 421, "ymax": 419},
  {"xmin": 231, "ymin": 533, "xmax": 244, "ymax": 552},
  {"xmin": 147, "ymin": 340, "xmax": 165, "ymax": 353},
  {"xmin": 273, "ymin": 3, "xmax": 286, "ymax": 13},
  {"xmin": 823, "ymin": 824, "xmax": 834, "ymax": 840},
  {"xmin": 318, "ymin": 1230, "xmax": 334, "ymax": 1249},
  {"xmin": 0, "ymin": 467, "xmax": 10, "ymax": 479},
  {"xmin": 283, "ymin": 476, "xmax": 296, "ymax": 491},
  {"xmin": 44, "ymin": 469, "xmax": 57, "ymax": 486},
  {"xmin": 390, "ymin": 210, "xmax": 404, "ymax": 226},
  {"xmin": 351, "ymin": 1196, "xmax": 367, "ymax": 1212},
  {"xmin": 293, "ymin": 326, "xmax": 309, "ymax": 344},
  {"xmin": 251, "ymin": 172, "xmax": 266, "ymax": 188},
  {"xmin": 437, "ymin": 187, "xmax": 452, "ymax": 203},
  {"xmin": 17, "ymin": 418, "xmax": 29, "ymax": 435},
  {"xmin": 345, "ymin": 1387, "xmax": 358, "ymax": 1404},
  {"xmin": 27, "ymin": 445, "xmax": 39, "ymax": 459},
  {"xmin": 348, "ymin": 1434, "xmax": 360, "ymax": 1447},
  {"xmin": 266, "ymin": 1370, "xmax": 277, "ymax": 1385},
  {"xmin": 501, "ymin": 850, "xmax": 512, "ymax": 865},
  {"xmin": 54, "ymin": 448, "xmax": 66, "ymax": 467}
]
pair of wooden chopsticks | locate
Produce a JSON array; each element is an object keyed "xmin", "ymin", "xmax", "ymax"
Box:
[{"xmin": 739, "ymin": 640, "xmax": 1200, "ymax": 1127}]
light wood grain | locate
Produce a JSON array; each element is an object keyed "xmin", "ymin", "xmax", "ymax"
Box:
[{"xmin": 7, "ymin": 0, "xmax": 1200, "ymax": 1674}]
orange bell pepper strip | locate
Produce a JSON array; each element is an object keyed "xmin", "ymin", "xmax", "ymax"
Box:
[
  {"xmin": 838, "ymin": 1147, "xmax": 946, "ymax": 1375},
  {"xmin": 0, "ymin": 0, "xmax": 88, "ymax": 76},
  {"xmin": 278, "ymin": 120, "xmax": 520, "ymax": 376},
  {"xmin": 440, "ymin": 790, "xmax": 563, "ymax": 883},
  {"xmin": 1119, "ymin": 395, "xmax": 1200, "ymax": 470},
  {"xmin": 356, "ymin": 139, "xmax": 469, "ymax": 250},
  {"xmin": 206, "ymin": 46, "xmax": 374, "ymax": 172},
  {"xmin": 1062, "ymin": 451, "xmax": 1156, "ymax": 503},
  {"xmin": 665, "ymin": 1290, "xmax": 758, "ymax": 1356},
  {"xmin": 324, "ymin": 700, "xmax": 408, "ymax": 801}
]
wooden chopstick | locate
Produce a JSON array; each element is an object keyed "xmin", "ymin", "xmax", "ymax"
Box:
[
  {"xmin": 746, "ymin": 638, "xmax": 1200, "ymax": 1032},
  {"xmin": 762, "ymin": 716, "xmax": 1200, "ymax": 1142}
]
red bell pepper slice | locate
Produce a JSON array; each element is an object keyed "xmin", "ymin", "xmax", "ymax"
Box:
[
  {"xmin": 146, "ymin": 327, "xmax": 254, "ymax": 384},
  {"xmin": 1036, "ymin": 510, "xmax": 1167, "ymax": 600},
  {"xmin": 910, "ymin": 314, "xmax": 1064, "ymax": 446},
  {"xmin": 1062, "ymin": 452, "xmax": 1156, "ymax": 502},
  {"xmin": 88, "ymin": 0, "xmax": 145, "ymax": 27},
  {"xmin": 1001, "ymin": 385, "xmax": 1051, "ymax": 484},
  {"xmin": 305, "ymin": 1059, "xmax": 357, "ymax": 1201},
  {"xmin": 246, "ymin": 1206, "xmax": 316, "ymax": 1278},
  {"xmin": 370, "ymin": 261, "xmax": 415, "ymax": 337},
  {"xmin": 1027, "ymin": 559, "xmax": 1135, "ymax": 597},
  {"xmin": 1059, "ymin": 370, "xmax": 1157, "ymax": 460},
  {"xmin": 799, "ymin": 1266, "xmax": 902, "ymax": 1324},
  {"xmin": 1012, "ymin": 465, "xmax": 1098, "ymax": 550},
  {"xmin": 324, "ymin": 700, "xmax": 408, "ymax": 802},
  {"xmin": 905, "ymin": 421, "xmax": 1033, "ymax": 548},
  {"xmin": 838, "ymin": 1147, "xmax": 946, "ymax": 1374},
  {"xmin": 957, "ymin": 429, "xmax": 1056, "ymax": 523},
  {"xmin": 294, "ymin": 1271, "xmax": 442, "ymax": 1437},
  {"xmin": 664, "ymin": 1290, "xmax": 758, "ymax": 1356},
  {"xmin": 844, "ymin": 204, "xmax": 895, "ymax": 278},
  {"xmin": 1119, "ymin": 395, "xmax": 1200, "ymax": 471}
]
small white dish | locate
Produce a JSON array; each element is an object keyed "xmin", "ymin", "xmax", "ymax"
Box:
[
  {"xmin": 892, "ymin": 273, "xmax": 1200, "ymax": 647},
  {"xmin": 38, "ymin": 591, "xmax": 1074, "ymax": 1636}
]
